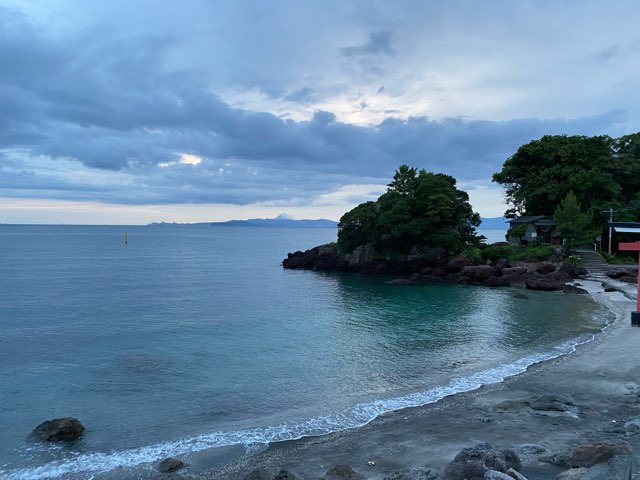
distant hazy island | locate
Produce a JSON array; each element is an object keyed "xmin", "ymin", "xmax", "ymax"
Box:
[
  {"xmin": 149, "ymin": 214, "xmax": 505, "ymax": 230},
  {"xmin": 149, "ymin": 214, "xmax": 338, "ymax": 228}
]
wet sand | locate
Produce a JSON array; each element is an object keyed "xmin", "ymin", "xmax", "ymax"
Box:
[{"xmin": 198, "ymin": 278, "xmax": 640, "ymax": 480}]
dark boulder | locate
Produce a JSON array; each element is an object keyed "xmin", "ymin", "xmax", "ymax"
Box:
[
  {"xmin": 383, "ymin": 467, "xmax": 439, "ymax": 480},
  {"xmin": 535, "ymin": 261, "xmax": 557, "ymax": 274},
  {"xmin": 462, "ymin": 265, "xmax": 495, "ymax": 281},
  {"xmin": 529, "ymin": 394, "xmax": 578, "ymax": 416},
  {"xmin": 569, "ymin": 441, "xmax": 632, "ymax": 468},
  {"xmin": 245, "ymin": 468, "xmax": 299, "ymax": 480},
  {"xmin": 555, "ymin": 265, "xmax": 588, "ymax": 280},
  {"xmin": 440, "ymin": 443, "xmax": 521, "ymax": 480},
  {"xmin": 525, "ymin": 278, "xmax": 563, "ymax": 291},
  {"xmin": 33, "ymin": 417, "xmax": 84, "ymax": 441},
  {"xmin": 446, "ymin": 255, "xmax": 475, "ymax": 272},
  {"xmin": 322, "ymin": 465, "xmax": 365, "ymax": 480},
  {"xmin": 158, "ymin": 458, "xmax": 184, "ymax": 473},
  {"xmin": 283, "ymin": 244, "xmax": 340, "ymax": 270},
  {"xmin": 501, "ymin": 266, "xmax": 529, "ymax": 276}
]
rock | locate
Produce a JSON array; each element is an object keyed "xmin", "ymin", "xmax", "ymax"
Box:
[
  {"xmin": 494, "ymin": 400, "xmax": 529, "ymax": 412},
  {"xmin": 556, "ymin": 265, "xmax": 587, "ymax": 279},
  {"xmin": 245, "ymin": 468, "xmax": 299, "ymax": 480},
  {"xmin": 535, "ymin": 261, "xmax": 557, "ymax": 274},
  {"xmin": 538, "ymin": 451, "xmax": 572, "ymax": 468},
  {"xmin": 517, "ymin": 444, "xmax": 546, "ymax": 455},
  {"xmin": 529, "ymin": 394, "xmax": 578, "ymax": 415},
  {"xmin": 158, "ymin": 458, "xmax": 184, "ymax": 473},
  {"xmin": 32, "ymin": 417, "xmax": 84, "ymax": 441},
  {"xmin": 556, "ymin": 467, "xmax": 589, "ymax": 480},
  {"xmin": 440, "ymin": 443, "xmax": 521, "ymax": 480},
  {"xmin": 502, "ymin": 267, "xmax": 528, "ymax": 276},
  {"xmin": 283, "ymin": 243, "xmax": 340, "ymax": 270},
  {"xmin": 462, "ymin": 265, "xmax": 495, "ymax": 281},
  {"xmin": 484, "ymin": 471, "xmax": 513, "ymax": 479},
  {"xmin": 384, "ymin": 467, "xmax": 439, "ymax": 480},
  {"xmin": 569, "ymin": 441, "xmax": 632, "ymax": 467},
  {"xmin": 525, "ymin": 278, "xmax": 563, "ymax": 291},
  {"xmin": 606, "ymin": 266, "xmax": 638, "ymax": 280},
  {"xmin": 501, "ymin": 450, "xmax": 522, "ymax": 472},
  {"xmin": 447, "ymin": 255, "xmax": 475, "ymax": 272},
  {"xmin": 624, "ymin": 418, "xmax": 640, "ymax": 432},
  {"xmin": 322, "ymin": 465, "xmax": 365, "ymax": 480},
  {"xmin": 505, "ymin": 468, "xmax": 529, "ymax": 480},
  {"xmin": 409, "ymin": 272, "xmax": 421, "ymax": 280}
]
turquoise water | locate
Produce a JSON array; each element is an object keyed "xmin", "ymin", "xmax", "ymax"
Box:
[{"xmin": 0, "ymin": 225, "xmax": 605, "ymax": 479}]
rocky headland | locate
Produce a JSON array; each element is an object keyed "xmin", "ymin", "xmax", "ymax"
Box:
[{"xmin": 282, "ymin": 243, "xmax": 594, "ymax": 293}]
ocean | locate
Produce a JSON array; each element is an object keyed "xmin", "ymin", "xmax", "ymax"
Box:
[{"xmin": 0, "ymin": 225, "xmax": 607, "ymax": 479}]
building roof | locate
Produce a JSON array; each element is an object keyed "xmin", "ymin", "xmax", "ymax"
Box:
[{"xmin": 610, "ymin": 222, "xmax": 640, "ymax": 234}]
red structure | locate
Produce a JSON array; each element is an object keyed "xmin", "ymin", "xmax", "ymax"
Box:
[{"xmin": 618, "ymin": 241, "xmax": 640, "ymax": 326}]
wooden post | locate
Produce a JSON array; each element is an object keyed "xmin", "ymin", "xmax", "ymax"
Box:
[{"xmin": 618, "ymin": 241, "xmax": 640, "ymax": 325}]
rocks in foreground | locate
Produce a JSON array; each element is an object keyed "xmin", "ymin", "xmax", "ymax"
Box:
[{"xmin": 32, "ymin": 417, "xmax": 84, "ymax": 441}]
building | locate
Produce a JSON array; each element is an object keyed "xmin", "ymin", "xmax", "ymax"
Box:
[{"xmin": 507, "ymin": 215, "xmax": 561, "ymax": 245}]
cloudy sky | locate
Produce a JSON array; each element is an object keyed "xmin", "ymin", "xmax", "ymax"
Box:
[{"xmin": 1, "ymin": 0, "xmax": 639, "ymax": 224}]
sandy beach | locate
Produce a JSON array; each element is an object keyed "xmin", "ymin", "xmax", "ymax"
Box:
[{"xmin": 194, "ymin": 276, "xmax": 640, "ymax": 480}]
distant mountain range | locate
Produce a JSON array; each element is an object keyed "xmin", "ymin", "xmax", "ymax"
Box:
[
  {"xmin": 209, "ymin": 217, "xmax": 338, "ymax": 228},
  {"xmin": 149, "ymin": 215, "xmax": 338, "ymax": 228},
  {"xmin": 149, "ymin": 215, "xmax": 506, "ymax": 229}
]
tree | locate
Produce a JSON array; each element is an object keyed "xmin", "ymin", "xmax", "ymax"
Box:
[
  {"xmin": 492, "ymin": 135, "xmax": 617, "ymax": 217},
  {"xmin": 337, "ymin": 165, "xmax": 481, "ymax": 254},
  {"xmin": 554, "ymin": 191, "xmax": 592, "ymax": 252}
]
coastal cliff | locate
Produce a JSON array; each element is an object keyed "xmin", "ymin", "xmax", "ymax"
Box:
[{"xmin": 282, "ymin": 242, "xmax": 590, "ymax": 293}]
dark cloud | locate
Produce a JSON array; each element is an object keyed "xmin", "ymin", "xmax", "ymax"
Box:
[
  {"xmin": 0, "ymin": 5, "xmax": 635, "ymax": 209},
  {"xmin": 341, "ymin": 30, "xmax": 395, "ymax": 57}
]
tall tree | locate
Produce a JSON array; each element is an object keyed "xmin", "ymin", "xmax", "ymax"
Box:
[
  {"xmin": 338, "ymin": 165, "xmax": 481, "ymax": 254},
  {"xmin": 553, "ymin": 191, "xmax": 591, "ymax": 252}
]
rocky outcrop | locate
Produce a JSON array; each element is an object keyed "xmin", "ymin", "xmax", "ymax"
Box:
[
  {"xmin": 606, "ymin": 266, "xmax": 638, "ymax": 284},
  {"xmin": 283, "ymin": 244, "xmax": 589, "ymax": 293},
  {"xmin": 32, "ymin": 417, "xmax": 84, "ymax": 441}
]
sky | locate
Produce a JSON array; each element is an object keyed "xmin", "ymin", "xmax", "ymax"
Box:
[{"xmin": 1, "ymin": 0, "xmax": 640, "ymax": 224}]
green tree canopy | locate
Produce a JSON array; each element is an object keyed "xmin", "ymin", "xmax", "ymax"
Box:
[
  {"xmin": 492, "ymin": 134, "xmax": 618, "ymax": 217},
  {"xmin": 553, "ymin": 191, "xmax": 592, "ymax": 252},
  {"xmin": 337, "ymin": 166, "xmax": 481, "ymax": 254}
]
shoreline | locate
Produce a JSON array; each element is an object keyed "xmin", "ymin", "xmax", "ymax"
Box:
[{"xmin": 196, "ymin": 277, "xmax": 640, "ymax": 479}]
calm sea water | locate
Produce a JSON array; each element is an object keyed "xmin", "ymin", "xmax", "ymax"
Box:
[{"xmin": 0, "ymin": 225, "xmax": 607, "ymax": 479}]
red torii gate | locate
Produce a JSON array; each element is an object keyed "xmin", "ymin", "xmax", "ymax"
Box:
[{"xmin": 618, "ymin": 241, "xmax": 640, "ymax": 326}]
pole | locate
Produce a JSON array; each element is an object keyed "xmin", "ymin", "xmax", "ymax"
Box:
[{"xmin": 608, "ymin": 207, "xmax": 613, "ymax": 255}]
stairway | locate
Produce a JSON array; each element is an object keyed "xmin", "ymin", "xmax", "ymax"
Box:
[{"xmin": 575, "ymin": 249, "xmax": 610, "ymax": 276}]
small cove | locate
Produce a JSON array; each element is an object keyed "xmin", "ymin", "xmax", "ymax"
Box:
[{"xmin": 0, "ymin": 225, "xmax": 609, "ymax": 479}]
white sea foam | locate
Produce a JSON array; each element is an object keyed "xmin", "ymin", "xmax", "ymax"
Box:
[{"xmin": 0, "ymin": 330, "xmax": 602, "ymax": 480}]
